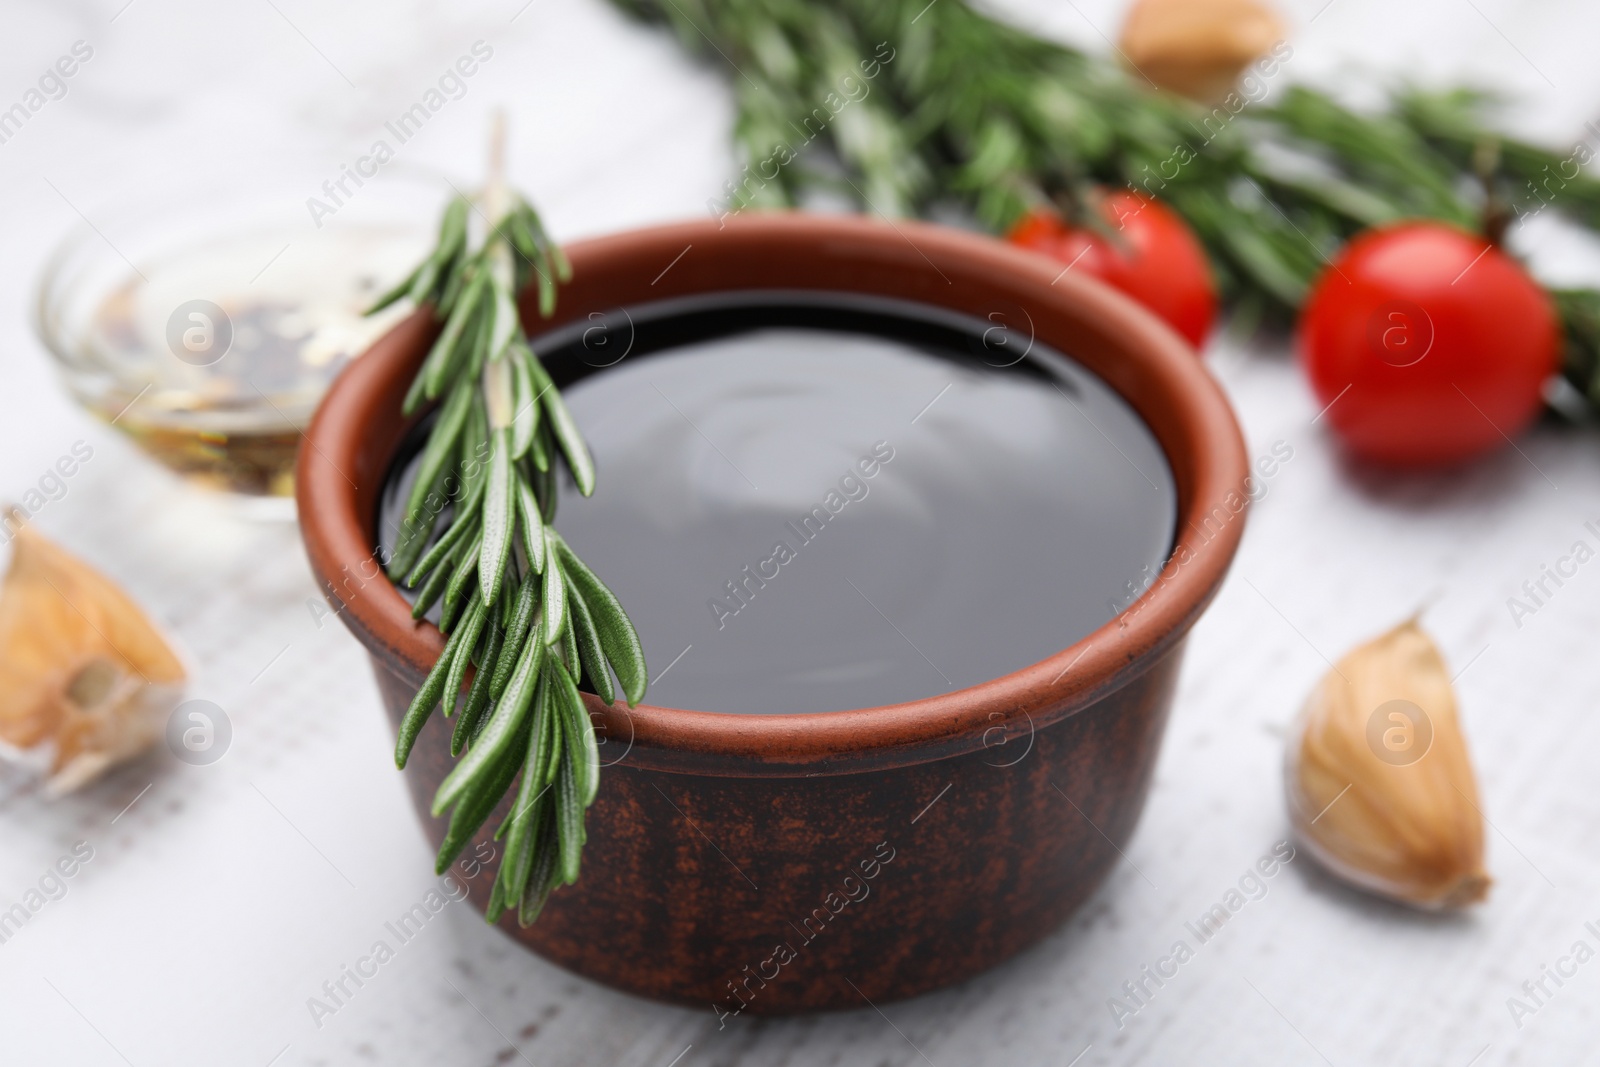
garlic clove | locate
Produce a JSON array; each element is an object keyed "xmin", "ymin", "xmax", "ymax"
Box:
[
  {"xmin": 0, "ymin": 521, "xmax": 186, "ymax": 793},
  {"xmin": 1285, "ymin": 617, "xmax": 1490, "ymax": 909},
  {"xmin": 1118, "ymin": 0, "xmax": 1286, "ymax": 104}
]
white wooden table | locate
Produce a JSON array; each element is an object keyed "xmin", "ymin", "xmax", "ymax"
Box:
[{"xmin": 2, "ymin": 1, "xmax": 1598, "ymax": 1063}]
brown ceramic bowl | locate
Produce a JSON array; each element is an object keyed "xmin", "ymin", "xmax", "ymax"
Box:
[{"xmin": 296, "ymin": 213, "xmax": 1248, "ymax": 1015}]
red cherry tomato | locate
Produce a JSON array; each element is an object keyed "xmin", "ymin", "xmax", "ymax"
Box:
[
  {"xmin": 1299, "ymin": 222, "xmax": 1558, "ymax": 468},
  {"xmin": 1007, "ymin": 191, "xmax": 1217, "ymax": 349}
]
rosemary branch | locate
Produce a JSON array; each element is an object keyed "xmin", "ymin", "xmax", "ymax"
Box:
[
  {"xmin": 612, "ymin": 0, "xmax": 1600, "ymax": 408},
  {"xmin": 371, "ymin": 127, "xmax": 647, "ymax": 925}
]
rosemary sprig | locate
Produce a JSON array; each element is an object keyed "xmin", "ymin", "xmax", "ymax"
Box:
[
  {"xmin": 612, "ymin": 0, "xmax": 1600, "ymax": 409},
  {"xmin": 373, "ymin": 130, "xmax": 647, "ymax": 925}
]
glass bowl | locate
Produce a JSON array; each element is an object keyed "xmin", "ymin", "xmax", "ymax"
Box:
[{"xmin": 33, "ymin": 171, "xmax": 446, "ymax": 514}]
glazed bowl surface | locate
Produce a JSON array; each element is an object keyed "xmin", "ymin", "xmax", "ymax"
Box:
[{"xmin": 296, "ymin": 212, "xmax": 1249, "ymax": 1013}]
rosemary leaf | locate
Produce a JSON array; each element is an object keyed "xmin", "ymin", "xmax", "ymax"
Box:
[
  {"xmin": 518, "ymin": 814, "xmax": 560, "ymax": 926},
  {"xmin": 400, "ymin": 367, "xmax": 433, "ymax": 437},
  {"xmin": 554, "ymin": 755, "xmax": 583, "ymax": 885},
  {"xmin": 408, "ymin": 529, "xmax": 464, "ymax": 621},
  {"xmin": 434, "ymin": 722, "xmax": 527, "ymax": 875},
  {"xmin": 437, "ymin": 249, "xmax": 471, "ymax": 316},
  {"xmin": 402, "ymin": 376, "xmax": 474, "ymax": 526},
  {"xmin": 537, "ymin": 666, "xmax": 563, "ymax": 788},
  {"xmin": 432, "ymin": 614, "xmax": 545, "ymax": 816},
  {"xmin": 526, "ymin": 355, "xmax": 595, "ymax": 495},
  {"xmin": 414, "ymin": 273, "xmax": 487, "ymax": 412},
  {"xmin": 479, "ymin": 428, "xmax": 515, "ymax": 606},
  {"xmin": 387, "ymin": 461, "xmax": 447, "ymax": 582},
  {"xmin": 495, "ymin": 679, "xmax": 552, "ymax": 917},
  {"xmin": 406, "ymin": 257, "xmax": 442, "ymax": 311},
  {"xmin": 535, "ymin": 458, "xmax": 557, "ymax": 524},
  {"xmin": 440, "ymin": 592, "xmax": 487, "ymax": 721},
  {"xmin": 532, "ymin": 254, "xmax": 557, "ymax": 320},
  {"xmin": 502, "ymin": 813, "xmax": 545, "ymax": 917},
  {"xmin": 506, "ymin": 209, "xmax": 539, "ymax": 262},
  {"xmin": 367, "ymin": 261, "xmax": 424, "ymax": 316},
  {"xmin": 485, "ymin": 869, "xmax": 507, "ymax": 922},
  {"xmin": 499, "ymin": 666, "xmax": 553, "ymax": 840},
  {"xmin": 493, "ymin": 591, "xmax": 542, "ymax": 701},
  {"xmin": 550, "ymin": 656, "xmax": 600, "ymax": 805},
  {"xmin": 453, "ymin": 612, "xmax": 503, "ymax": 756},
  {"xmin": 459, "ymin": 394, "xmax": 490, "ymax": 500},
  {"xmin": 561, "ymin": 594, "xmax": 580, "ymax": 677},
  {"xmin": 528, "ymin": 420, "xmax": 551, "ymax": 474},
  {"xmin": 495, "ymin": 777, "xmax": 546, "ymax": 916},
  {"xmin": 500, "ymin": 572, "xmax": 522, "ymax": 629},
  {"xmin": 541, "ymin": 534, "xmax": 567, "ymax": 644},
  {"xmin": 555, "ymin": 533, "xmax": 647, "ymax": 706},
  {"xmin": 437, "ymin": 197, "xmax": 470, "ymax": 260},
  {"xmin": 439, "ymin": 526, "xmax": 482, "ymax": 632},
  {"xmin": 516, "ymin": 477, "xmax": 546, "ymax": 575},
  {"xmin": 567, "ymin": 582, "xmax": 616, "ymax": 706},
  {"xmin": 521, "ymin": 201, "xmax": 571, "ymax": 282},
  {"xmin": 403, "ymin": 500, "xmax": 477, "ymax": 589},
  {"xmin": 510, "ymin": 350, "xmax": 539, "ymax": 459},
  {"xmin": 407, "ymin": 200, "xmax": 468, "ymax": 309},
  {"xmin": 395, "ymin": 609, "xmax": 478, "ymax": 769}
]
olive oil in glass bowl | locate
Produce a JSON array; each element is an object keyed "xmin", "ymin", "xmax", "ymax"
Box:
[{"xmin": 34, "ymin": 183, "xmax": 434, "ymax": 516}]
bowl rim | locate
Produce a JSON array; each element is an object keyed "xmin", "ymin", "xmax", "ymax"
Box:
[{"xmin": 297, "ymin": 212, "xmax": 1249, "ymax": 775}]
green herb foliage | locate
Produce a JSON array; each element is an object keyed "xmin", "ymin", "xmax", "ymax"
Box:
[
  {"xmin": 612, "ymin": 0, "xmax": 1600, "ymax": 406},
  {"xmin": 372, "ymin": 188, "xmax": 647, "ymax": 926}
]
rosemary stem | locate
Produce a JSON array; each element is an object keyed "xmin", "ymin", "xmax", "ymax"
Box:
[{"xmin": 483, "ymin": 108, "xmax": 518, "ymax": 430}]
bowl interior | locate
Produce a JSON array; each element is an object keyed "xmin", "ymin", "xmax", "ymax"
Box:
[{"xmin": 375, "ymin": 289, "xmax": 1180, "ymax": 716}]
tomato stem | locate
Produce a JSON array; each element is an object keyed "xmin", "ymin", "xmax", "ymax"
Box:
[{"xmin": 1474, "ymin": 137, "xmax": 1511, "ymax": 248}]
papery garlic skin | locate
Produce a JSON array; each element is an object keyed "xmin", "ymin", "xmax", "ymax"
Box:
[
  {"xmin": 1285, "ymin": 618, "xmax": 1490, "ymax": 910},
  {"xmin": 0, "ymin": 523, "xmax": 186, "ymax": 793},
  {"xmin": 1119, "ymin": 0, "xmax": 1287, "ymax": 104}
]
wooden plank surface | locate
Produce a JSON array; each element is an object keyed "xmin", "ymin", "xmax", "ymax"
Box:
[{"xmin": 1, "ymin": 0, "xmax": 1597, "ymax": 1063}]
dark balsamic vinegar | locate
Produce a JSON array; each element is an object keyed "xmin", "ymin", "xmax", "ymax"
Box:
[{"xmin": 379, "ymin": 293, "xmax": 1175, "ymax": 715}]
